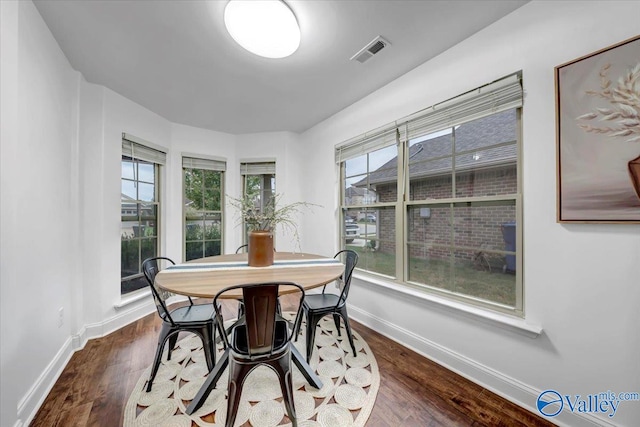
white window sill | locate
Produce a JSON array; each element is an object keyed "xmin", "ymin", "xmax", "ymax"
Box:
[
  {"xmin": 352, "ymin": 272, "xmax": 542, "ymax": 338},
  {"xmin": 114, "ymin": 289, "xmax": 151, "ymax": 309}
]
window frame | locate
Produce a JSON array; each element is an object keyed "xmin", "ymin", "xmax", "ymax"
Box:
[
  {"xmin": 240, "ymin": 161, "xmax": 276, "ymax": 244},
  {"xmin": 337, "ymin": 74, "xmax": 524, "ymax": 317},
  {"xmin": 120, "ymin": 133, "xmax": 166, "ymax": 297},
  {"xmin": 182, "ymin": 162, "xmax": 225, "ymax": 262}
]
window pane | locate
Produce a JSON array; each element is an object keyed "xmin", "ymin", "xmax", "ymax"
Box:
[
  {"xmin": 121, "ymin": 179, "xmax": 136, "ymax": 200},
  {"xmin": 204, "ymin": 213, "xmax": 222, "ymax": 240},
  {"xmin": 409, "ymin": 130, "xmax": 454, "ymax": 200},
  {"xmin": 452, "ymin": 201, "xmax": 515, "ymax": 254},
  {"xmin": 185, "ymin": 169, "xmax": 203, "ymax": 208},
  {"xmin": 410, "ymin": 169, "xmax": 453, "ymax": 200},
  {"xmin": 186, "ymin": 242, "xmax": 203, "ymax": 261},
  {"xmin": 140, "ymin": 203, "xmax": 157, "ymax": 237},
  {"xmin": 138, "ymin": 161, "xmax": 155, "ymax": 183},
  {"xmin": 410, "ymin": 130, "xmax": 453, "ymax": 161},
  {"xmin": 122, "ymin": 160, "xmax": 135, "ymax": 179},
  {"xmin": 365, "ymin": 146, "xmax": 397, "ymax": 195},
  {"xmin": 203, "ymin": 170, "xmax": 220, "ymax": 189},
  {"xmin": 138, "ymin": 182, "xmax": 155, "ymax": 202},
  {"xmin": 407, "ymin": 245, "xmax": 454, "ymax": 292},
  {"xmin": 121, "ymin": 239, "xmax": 139, "ymax": 278},
  {"xmin": 452, "ymin": 248, "xmax": 516, "ymax": 306},
  {"xmin": 344, "ymin": 180, "xmax": 377, "ymax": 206},
  {"xmin": 346, "ymin": 207, "xmax": 395, "ymax": 278},
  {"xmin": 454, "ymin": 109, "xmax": 517, "ymax": 154},
  {"xmin": 186, "ymin": 219, "xmax": 204, "ymax": 241},
  {"xmin": 204, "ymin": 188, "xmax": 221, "ymax": 211},
  {"xmin": 121, "ymin": 220, "xmax": 138, "ymax": 239},
  {"xmin": 406, "ymin": 201, "xmax": 518, "ymax": 306},
  {"xmin": 140, "ymin": 238, "xmax": 157, "ymax": 263},
  {"xmin": 407, "ymin": 205, "xmax": 451, "ymax": 251},
  {"xmin": 345, "ymin": 154, "xmax": 367, "ymax": 177},
  {"xmin": 205, "ymin": 240, "xmax": 221, "ymax": 257},
  {"xmin": 245, "ymin": 175, "xmax": 261, "ymax": 197},
  {"xmin": 455, "ymin": 155, "xmax": 517, "ymax": 198}
]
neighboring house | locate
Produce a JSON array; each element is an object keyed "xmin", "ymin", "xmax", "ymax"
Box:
[
  {"xmin": 121, "ymin": 193, "xmax": 156, "ymax": 238},
  {"xmin": 355, "ymin": 110, "xmax": 518, "ymax": 263},
  {"xmin": 345, "ymin": 186, "xmax": 377, "ymax": 206}
]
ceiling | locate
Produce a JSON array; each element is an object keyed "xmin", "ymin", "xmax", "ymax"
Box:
[{"xmin": 34, "ymin": 0, "xmax": 528, "ymax": 135}]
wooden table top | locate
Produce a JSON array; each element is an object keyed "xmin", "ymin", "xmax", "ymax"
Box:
[{"xmin": 155, "ymin": 252, "xmax": 344, "ymax": 299}]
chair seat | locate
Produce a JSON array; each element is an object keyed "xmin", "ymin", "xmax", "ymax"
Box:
[
  {"xmin": 232, "ymin": 320, "xmax": 289, "ymax": 355},
  {"xmin": 303, "ymin": 293, "xmax": 342, "ymax": 311},
  {"xmin": 168, "ymin": 303, "xmax": 215, "ymax": 324}
]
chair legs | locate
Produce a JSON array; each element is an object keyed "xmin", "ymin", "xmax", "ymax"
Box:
[
  {"xmin": 225, "ymin": 351, "xmax": 297, "ymax": 427},
  {"xmin": 147, "ymin": 323, "xmax": 216, "ymax": 392},
  {"xmin": 302, "ymin": 307, "xmax": 357, "ymax": 363},
  {"xmin": 338, "ymin": 306, "xmax": 357, "ymax": 358}
]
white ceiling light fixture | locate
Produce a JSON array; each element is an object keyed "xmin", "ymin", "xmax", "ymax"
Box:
[{"xmin": 224, "ymin": 0, "xmax": 300, "ymax": 59}]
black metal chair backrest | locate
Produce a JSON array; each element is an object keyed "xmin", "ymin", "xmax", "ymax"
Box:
[
  {"xmin": 214, "ymin": 282, "xmax": 304, "ymax": 357},
  {"xmin": 235, "ymin": 244, "xmax": 248, "ymax": 254},
  {"xmin": 334, "ymin": 250, "xmax": 358, "ymax": 307},
  {"xmin": 142, "ymin": 257, "xmax": 177, "ymax": 325}
]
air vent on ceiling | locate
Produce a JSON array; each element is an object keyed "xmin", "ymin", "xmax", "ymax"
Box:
[{"xmin": 350, "ymin": 36, "xmax": 390, "ymax": 63}]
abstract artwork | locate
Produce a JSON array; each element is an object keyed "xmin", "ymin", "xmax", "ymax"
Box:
[{"xmin": 556, "ymin": 35, "xmax": 640, "ymax": 223}]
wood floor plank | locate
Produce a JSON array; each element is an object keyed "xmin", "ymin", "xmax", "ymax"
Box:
[{"xmin": 29, "ymin": 297, "xmax": 554, "ymax": 426}]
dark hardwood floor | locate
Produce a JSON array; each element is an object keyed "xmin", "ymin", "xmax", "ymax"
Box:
[{"xmin": 30, "ymin": 297, "xmax": 554, "ymax": 426}]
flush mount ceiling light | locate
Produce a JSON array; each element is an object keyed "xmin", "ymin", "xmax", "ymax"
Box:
[{"xmin": 224, "ymin": 0, "xmax": 300, "ymax": 59}]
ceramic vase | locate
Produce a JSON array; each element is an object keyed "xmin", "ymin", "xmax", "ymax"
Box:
[
  {"xmin": 248, "ymin": 230, "xmax": 274, "ymax": 267},
  {"xmin": 629, "ymin": 154, "xmax": 640, "ymax": 199}
]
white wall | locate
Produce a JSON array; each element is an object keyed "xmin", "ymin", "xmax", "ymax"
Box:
[
  {"xmin": 299, "ymin": 1, "xmax": 640, "ymax": 426},
  {"xmin": 0, "ymin": 1, "xmax": 80, "ymax": 425}
]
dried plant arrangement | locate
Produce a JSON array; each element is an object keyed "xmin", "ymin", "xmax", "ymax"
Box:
[
  {"xmin": 576, "ymin": 62, "xmax": 640, "ymax": 143},
  {"xmin": 228, "ymin": 193, "xmax": 319, "ymax": 244}
]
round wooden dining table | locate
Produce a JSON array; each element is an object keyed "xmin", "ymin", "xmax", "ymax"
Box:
[
  {"xmin": 154, "ymin": 251, "xmax": 344, "ymax": 415},
  {"xmin": 155, "ymin": 251, "xmax": 344, "ymax": 299}
]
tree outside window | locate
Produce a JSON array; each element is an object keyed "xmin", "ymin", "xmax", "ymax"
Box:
[{"xmin": 184, "ymin": 168, "xmax": 224, "ymax": 261}]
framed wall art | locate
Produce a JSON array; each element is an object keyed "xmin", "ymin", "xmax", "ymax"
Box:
[{"xmin": 556, "ymin": 35, "xmax": 640, "ymax": 223}]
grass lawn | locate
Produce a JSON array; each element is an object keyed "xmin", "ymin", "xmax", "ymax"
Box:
[{"xmin": 347, "ymin": 245, "xmax": 516, "ymax": 306}]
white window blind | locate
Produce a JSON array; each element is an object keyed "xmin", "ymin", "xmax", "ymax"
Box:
[
  {"xmin": 240, "ymin": 162, "xmax": 276, "ymax": 175},
  {"xmin": 122, "ymin": 133, "xmax": 166, "ymax": 165},
  {"xmin": 335, "ymin": 72, "xmax": 522, "ymax": 159},
  {"xmin": 401, "ymin": 73, "xmax": 523, "ymax": 141},
  {"xmin": 335, "ymin": 126, "xmax": 398, "ymax": 163},
  {"xmin": 182, "ymin": 156, "xmax": 226, "ymax": 171}
]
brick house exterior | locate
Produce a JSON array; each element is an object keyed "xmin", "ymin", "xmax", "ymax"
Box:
[{"xmin": 353, "ymin": 109, "xmax": 518, "ymax": 266}]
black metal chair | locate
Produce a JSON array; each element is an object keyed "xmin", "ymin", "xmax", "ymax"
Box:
[
  {"xmin": 214, "ymin": 282, "xmax": 304, "ymax": 427},
  {"xmin": 235, "ymin": 244, "xmax": 248, "ymax": 253},
  {"xmin": 294, "ymin": 249, "xmax": 359, "ymax": 363},
  {"xmin": 142, "ymin": 257, "xmax": 218, "ymax": 392}
]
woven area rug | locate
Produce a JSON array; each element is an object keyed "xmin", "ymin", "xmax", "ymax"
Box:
[{"xmin": 124, "ymin": 313, "xmax": 379, "ymax": 427}]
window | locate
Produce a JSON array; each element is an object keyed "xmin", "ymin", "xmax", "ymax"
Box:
[
  {"xmin": 337, "ymin": 74, "xmax": 523, "ymax": 315},
  {"xmin": 183, "ymin": 156, "xmax": 226, "ymax": 261},
  {"xmin": 240, "ymin": 161, "xmax": 276, "ymax": 242},
  {"xmin": 121, "ymin": 135, "xmax": 166, "ymax": 295}
]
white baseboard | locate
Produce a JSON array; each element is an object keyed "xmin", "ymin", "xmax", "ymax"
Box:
[
  {"xmin": 348, "ymin": 304, "xmax": 617, "ymax": 427},
  {"xmin": 18, "ymin": 299, "xmax": 156, "ymax": 426},
  {"xmin": 17, "ymin": 337, "xmax": 74, "ymax": 425}
]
